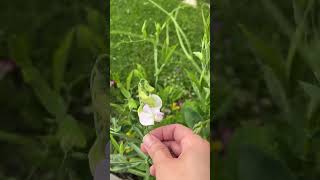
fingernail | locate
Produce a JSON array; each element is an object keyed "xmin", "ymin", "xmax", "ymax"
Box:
[{"xmin": 143, "ymin": 134, "xmax": 155, "ymax": 148}]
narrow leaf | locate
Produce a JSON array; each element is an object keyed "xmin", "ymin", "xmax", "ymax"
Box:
[{"xmin": 52, "ymin": 29, "xmax": 74, "ymax": 91}]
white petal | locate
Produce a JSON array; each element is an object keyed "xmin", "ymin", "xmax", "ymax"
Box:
[
  {"xmin": 150, "ymin": 94, "xmax": 162, "ymax": 109},
  {"xmin": 138, "ymin": 111, "xmax": 154, "ymax": 126},
  {"xmin": 154, "ymin": 111, "xmax": 164, "ymax": 122},
  {"xmin": 142, "ymin": 104, "xmax": 153, "ymax": 114}
]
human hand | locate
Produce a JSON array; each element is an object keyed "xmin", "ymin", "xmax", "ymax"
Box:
[{"xmin": 140, "ymin": 124, "xmax": 210, "ymax": 180}]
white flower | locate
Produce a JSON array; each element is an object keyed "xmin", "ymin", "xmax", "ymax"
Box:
[
  {"xmin": 183, "ymin": 0, "xmax": 197, "ymax": 7},
  {"xmin": 138, "ymin": 94, "xmax": 164, "ymax": 126}
]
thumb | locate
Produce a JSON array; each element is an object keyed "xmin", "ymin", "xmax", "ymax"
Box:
[{"xmin": 143, "ymin": 134, "xmax": 173, "ymax": 164}]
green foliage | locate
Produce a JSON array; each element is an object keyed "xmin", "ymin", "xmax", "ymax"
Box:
[
  {"xmin": 215, "ymin": 0, "xmax": 320, "ymax": 179},
  {"xmin": 57, "ymin": 115, "xmax": 87, "ymax": 153},
  {"xmin": 238, "ymin": 145, "xmax": 296, "ymax": 180},
  {"xmin": 110, "ymin": 0, "xmax": 210, "ymax": 179},
  {"xmin": 0, "ymin": 1, "xmax": 106, "ymax": 179},
  {"xmin": 52, "ymin": 29, "xmax": 75, "ymax": 92}
]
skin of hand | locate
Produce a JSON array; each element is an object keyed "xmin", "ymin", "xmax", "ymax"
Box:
[{"xmin": 140, "ymin": 124, "xmax": 210, "ymax": 180}]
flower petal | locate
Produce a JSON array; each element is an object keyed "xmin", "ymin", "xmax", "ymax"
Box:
[
  {"xmin": 150, "ymin": 94, "xmax": 162, "ymax": 109},
  {"xmin": 142, "ymin": 104, "xmax": 153, "ymax": 114},
  {"xmin": 138, "ymin": 111, "xmax": 154, "ymax": 126},
  {"xmin": 154, "ymin": 111, "xmax": 164, "ymax": 122}
]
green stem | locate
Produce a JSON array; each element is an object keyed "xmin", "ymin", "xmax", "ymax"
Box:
[
  {"xmin": 148, "ymin": 0, "xmax": 202, "ymax": 73},
  {"xmin": 111, "ymin": 30, "xmax": 187, "ymax": 61},
  {"xmin": 128, "ymin": 168, "xmax": 146, "ymax": 177},
  {"xmin": 0, "ymin": 130, "xmax": 36, "ymax": 145},
  {"xmin": 154, "ymin": 35, "xmax": 159, "ymax": 87}
]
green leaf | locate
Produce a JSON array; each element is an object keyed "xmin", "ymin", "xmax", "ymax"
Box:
[
  {"xmin": 224, "ymin": 125, "xmax": 278, "ymax": 180},
  {"xmin": 300, "ymin": 81, "xmax": 320, "ymax": 100},
  {"xmin": 110, "ymin": 134, "xmax": 120, "ymax": 153},
  {"xmin": 170, "ymin": 86, "xmax": 185, "ymax": 102},
  {"xmin": 304, "ymin": 41, "xmax": 320, "ymax": 82},
  {"xmin": 182, "ymin": 103, "xmax": 202, "ymax": 128},
  {"xmin": 144, "ymin": 162, "xmax": 151, "ymax": 180},
  {"xmin": 239, "ymin": 25, "xmax": 286, "ymax": 83},
  {"xmin": 191, "ymin": 82, "xmax": 202, "ymax": 100},
  {"xmin": 159, "ymin": 86, "xmax": 172, "ymax": 105},
  {"xmin": 126, "ymin": 71, "xmax": 134, "ymax": 90},
  {"xmin": 133, "ymin": 69, "xmax": 145, "ymax": 79},
  {"xmin": 231, "ymin": 125, "xmax": 277, "ymax": 153},
  {"xmin": 88, "ymin": 137, "xmax": 106, "ymax": 175},
  {"xmin": 136, "ymin": 64, "xmax": 147, "ymax": 78},
  {"xmin": 23, "ymin": 66, "xmax": 67, "ymax": 116},
  {"xmin": 129, "ymin": 142, "xmax": 148, "ymax": 160},
  {"xmin": 56, "ymin": 115, "xmax": 87, "ymax": 153},
  {"xmin": 262, "ymin": 66, "xmax": 289, "ymax": 114},
  {"xmin": 292, "ymin": 0, "xmax": 303, "ymax": 25},
  {"xmin": 261, "ymin": 0, "xmax": 293, "ymax": 37},
  {"xmin": 119, "ymin": 141, "xmax": 124, "ymax": 155},
  {"xmin": 0, "ymin": 130, "xmax": 36, "ymax": 145},
  {"xmin": 299, "ymin": 81, "xmax": 320, "ymax": 119},
  {"xmin": 128, "ymin": 168, "xmax": 146, "ymax": 177},
  {"xmin": 143, "ymin": 81, "xmax": 155, "ymax": 93},
  {"xmin": 128, "ymin": 98, "xmax": 137, "ymax": 110},
  {"xmin": 286, "ymin": 0, "xmax": 314, "ymax": 79},
  {"xmin": 142, "ymin": 20, "xmax": 147, "ymax": 38},
  {"xmin": 76, "ymin": 24, "xmax": 105, "ymax": 54},
  {"xmin": 238, "ymin": 145, "xmax": 296, "ymax": 180},
  {"xmin": 119, "ymin": 83, "xmax": 131, "ymax": 99},
  {"xmin": 193, "ymin": 51, "xmax": 203, "ymax": 61},
  {"xmin": 9, "ymin": 35, "xmax": 67, "ymax": 116},
  {"xmin": 52, "ymin": 29, "xmax": 74, "ymax": 91},
  {"xmin": 185, "ymin": 69, "xmax": 200, "ymax": 87},
  {"xmin": 163, "ymin": 44, "xmax": 177, "ymax": 63},
  {"xmin": 111, "ymin": 103, "xmax": 125, "ymax": 113}
]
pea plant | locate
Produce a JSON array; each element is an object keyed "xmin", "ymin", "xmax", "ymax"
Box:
[{"xmin": 110, "ymin": 0, "xmax": 210, "ymax": 179}]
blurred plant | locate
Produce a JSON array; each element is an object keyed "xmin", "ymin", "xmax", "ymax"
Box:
[
  {"xmin": 215, "ymin": 0, "xmax": 320, "ymax": 179},
  {"xmin": 0, "ymin": 3, "xmax": 106, "ymax": 179}
]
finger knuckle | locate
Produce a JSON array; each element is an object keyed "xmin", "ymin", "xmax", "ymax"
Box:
[{"xmin": 150, "ymin": 143, "xmax": 167, "ymax": 157}]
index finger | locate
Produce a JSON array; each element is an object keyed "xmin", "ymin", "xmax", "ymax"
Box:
[{"xmin": 149, "ymin": 124, "xmax": 194, "ymax": 143}]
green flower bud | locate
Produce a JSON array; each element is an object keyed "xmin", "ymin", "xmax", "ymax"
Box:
[{"xmin": 144, "ymin": 81, "xmax": 154, "ymax": 92}]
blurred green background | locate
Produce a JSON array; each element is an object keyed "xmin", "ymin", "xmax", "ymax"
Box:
[
  {"xmin": 214, "ymin": 0, "xmax": 320, "ymax": 179},
  {"xmin": 0, "ymin": 0, "xmax": 106, "ymax": 179}
]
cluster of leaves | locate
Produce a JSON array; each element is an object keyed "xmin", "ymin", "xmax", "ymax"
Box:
[
  {"xmin": 110, "ymin": 0, "xmax": 210, "ymax": 179},
  {"xmin": 0, "ymin": 0, "xmax": 106, "ymax": 179},
  {"xmin": 215, "ymin": 0, "xmax": 320, "ymax": 179}
]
